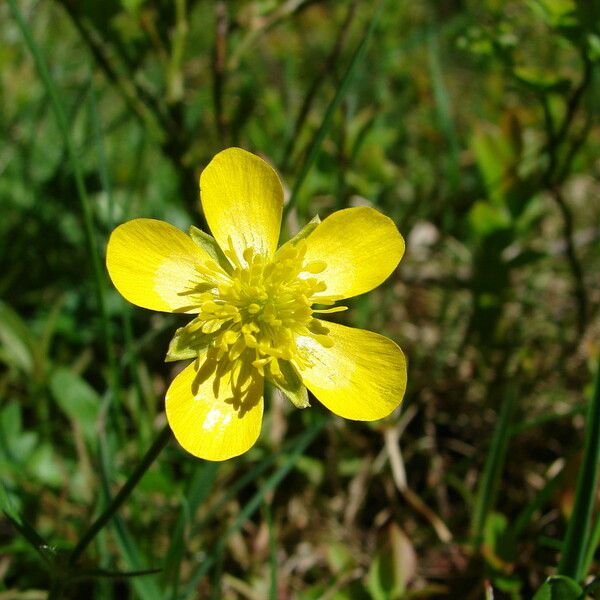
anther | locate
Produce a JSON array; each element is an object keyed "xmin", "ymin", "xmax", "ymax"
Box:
[{"xmin": 303, "ymin": 260, "xmax": 327, "ymax": 274}]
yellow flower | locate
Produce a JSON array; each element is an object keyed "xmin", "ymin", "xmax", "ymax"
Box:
[{"xmin": 106, "ymin": 148, "xmax": 407, "ymax": 461}]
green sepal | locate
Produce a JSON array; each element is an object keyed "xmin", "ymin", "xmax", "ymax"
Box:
[
  {"xmin": 188, "ymin": 226, "xmax": 232, "ymax": 272},
  {"xmin": 276, "ymin": 215, "xmax": 321, "ymax": 257},
  {"xmin": 270, "ymin": 360, "xmax": 310, "ymax": 409},
  {"xmin": 532, "ymin": 575, "xmax": 583, "ymax": 600},
  {"xmin": 165, "ymin": 319, "xmax": 213, "ymax": 362}
]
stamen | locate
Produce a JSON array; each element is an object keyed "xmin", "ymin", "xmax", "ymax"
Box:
[
  {"xmin": 186, "ymin": 237, "xmax": 339, "ymax": 380},
  {"xmin": 312, "ymin": 306, "xmax": 348, "ymax": 314},
  {"xmin": 303, "ymin": 260, "xmax": 327, "ymax": 274}
]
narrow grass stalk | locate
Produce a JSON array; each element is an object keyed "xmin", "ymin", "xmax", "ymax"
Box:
[
  {"xmin": 283, "ymin": 0, "xmax": 385, "ymax": 217},
  {"xmin": 70, "ymin": 425, "xmax": 171, "ymax": 565},
  {"xmin": 9, "ymin": 0, "xmax": 119, "ymax": 403},
  {"xmin": 88, "ymin": 83, "xmax": 114, "ymax": 230},
  {"xmin": 508, "ymin": 404, "xmax": 585, "ymax": 438},
  {"xmin": 558, "ymin": 355, "xmax": 600, "ymax": 580},
  {"xmin": 511, "ymin": 468, "xmax": 563, "ymax": 544},
  {"xmin": 471, "ymin": 384, "xmax": 518, "ymax": 544}
]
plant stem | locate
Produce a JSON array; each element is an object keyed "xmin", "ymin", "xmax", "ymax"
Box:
[{"xmin": 69, "ymin": 425, "xmax": 171, "ymax": 565}]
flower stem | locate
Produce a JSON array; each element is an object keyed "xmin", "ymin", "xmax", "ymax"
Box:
[{"xmin": 69, "ymin": 425, "xmax": 171, "ymax": 565}]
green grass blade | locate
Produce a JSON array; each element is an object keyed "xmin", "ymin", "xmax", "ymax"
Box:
[
  {"xmin": 582, "ymin": 508, "xmax": 600, "ymax": 577},
  {"xmin": 88, "ymin": 82, "xmax": 114, "ymax": 230},
  {"xmin": 511, "ymin": 467, "xmax": 563, "ymax": 543},
  {"xmin": 471, "ymin": 384, "xmax": 518, "ymax": 545},
  {"xmin": 558, "ymin": 356, "xmax": 600, "ymax": 580},
  {"xmin": 74, "ymin": 567, "xmax": 162, "ymax": 582},
  {"xmin": 283, "ymin": 0, "xmax": 385, "ymax": 218},
  {"xmin": 181, "ymin": 417, "xmax": 328, "ymax": 598},
  {"xmin": 508, "ymin": 404, "xmax": 585, "ymax": 437}
]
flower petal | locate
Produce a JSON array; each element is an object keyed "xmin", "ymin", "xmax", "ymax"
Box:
[
  {"xmin": 106, "ymin": 218, "xmax": 212, "ymax": 313},
  {"xmin": 165, "ymin": 360, "xmax": 264, "ymax": 461},
  {"xmin": 303, "ymin": 207, "xmax": 405, "ymax": 300},
  {"xmin": 295, "ymin": 321, "xmax": 407, "ymax": 420},
  {"xmin": 199, "ymin": 147, "xmax": 283, "ymax": 259}
]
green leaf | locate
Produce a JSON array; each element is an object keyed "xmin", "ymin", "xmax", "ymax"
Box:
[
  {"xmin": 27, "ymin": 444, "xmax": 64, "ymax": 488},
  {"xmin": 49, "ymin": 368, "xmax": 101, "ymax": 445},
  {"xmin": 189, "ymin": 226, "xmax": 232, "ymax": 272},
  {"xmin": 587, "ymin": 33, "xmax": 600, "ymax": 60},
  {"xmin": 121, "ymin": 0, "xmax": 147, "ymax": 13},
  {"xmin": 327, "ymin": 542, "xmax": 354, "ymax": 573},
  {"xmin": 366, "ymin": 524, "xmax": 415, "ymax": 600},
  {"xmin": 471, "ymin": 126, "xmax": 515, "ymax": 206},
  {"xmin": 505, "ymin": 249, "xmax": 547, "ymax": 269},
  {"xmin": 468, "ymin": 202, "xmax": 511, "ymax": 239},
  {"xmin": 0, "ymin": 401, "xmax": 38, "ymax": 465},
  {"xmin": 513, "ymin": 66, "xmax": 571, "ymax": 92},
  {"xmin": 482, "ymin": 512, "xmax": 516, "ymax": 571},
  {"xmin": 529, "ymin": 0, "xmax": 578, "ymax": 29},
  {"xmin": 270, "ymin": 361, "xmax": 310, "ymax": 409},
  {"xmin": 532, "ymin": 576, "xmax": 584, "ymax": 600},
  {"xmin": 0, "ymin": 300, "xmax": 36, "ymax": 375}
]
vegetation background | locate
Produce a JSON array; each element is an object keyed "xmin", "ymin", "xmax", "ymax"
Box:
[{"xmin": 1, "ymin": 0, "xmax": 600, "ymax": 598}]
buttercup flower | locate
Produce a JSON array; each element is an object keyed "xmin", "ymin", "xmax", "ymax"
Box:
[{"xmin": 106, "ymin": 148, "xmax": 407, "ymax": 461}]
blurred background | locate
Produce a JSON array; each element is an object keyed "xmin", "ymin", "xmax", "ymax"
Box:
[{"xmin": 1, "ymin": 0, "xmax": 600, "ymax": 598}]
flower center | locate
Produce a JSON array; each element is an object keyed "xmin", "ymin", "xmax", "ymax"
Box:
[{"xmin": 184, "ymin": 239, "xmax": 343, "ymax": 386}]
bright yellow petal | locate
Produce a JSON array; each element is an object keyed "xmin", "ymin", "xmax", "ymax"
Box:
[
  {"xmin": 295, "ymin": 321, "xmax": 406, "ymax": 420},
  {"xmin": 165, "ymin": 360, "xmax": 264, "ymax": 461},
  {"xmin": 199, "ymin": 148, "xmax": 283, "ymax": 259},
  {"xmin": 106, "ymin": 218, "xmax": 211, "ymax": 313},
  {"xmin": 303, "ymin": 207, "xmax": 405, "ymax": 300}
]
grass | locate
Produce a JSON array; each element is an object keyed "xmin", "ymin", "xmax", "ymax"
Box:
[{"xmin": 1, "ymin": 1, "xmax": 600, "ymax": 598}]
